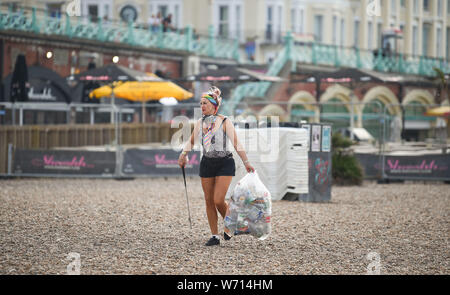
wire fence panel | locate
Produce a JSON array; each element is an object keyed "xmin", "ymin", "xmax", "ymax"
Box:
[{"xmin": 1, "ymin": 101, "xmax": 448, "ymax": 181}]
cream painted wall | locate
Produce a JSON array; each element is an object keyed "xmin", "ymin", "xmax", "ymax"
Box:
[{"xmin": 183, "ymin": 0, "xmax": 212, "ymax": 35}]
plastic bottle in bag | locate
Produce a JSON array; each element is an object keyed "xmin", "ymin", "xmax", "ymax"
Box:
[{"xmin": 224, "ymin": 171, "xmax": 272, "ymax": 240}]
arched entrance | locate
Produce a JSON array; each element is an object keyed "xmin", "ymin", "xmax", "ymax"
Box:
[
  {"xmin": 288, "ymin": 91, "xmax": 319, "ymax": 123},
  {"xmin": 319, "ymin": 85, "xmax": 354, "ymax": 132},
  {"xmin": 234, "ymin": 108, "xmax": 258, "ymax": 125},
  {"xmin": 258, "ymin": 104, "xmax": 287, "ymax": 122},
  {"xmin": 361, "ymin": 86, "xmax": 401, "ymax": 141},
  {"xmin": 402, "ymin": 90, "xmax": 436, "ymax": 141}
]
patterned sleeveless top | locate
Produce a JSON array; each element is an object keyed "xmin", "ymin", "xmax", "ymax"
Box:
[{"xmin": 201, "ymin": 115, "xmax": 233, "ymax": 158}]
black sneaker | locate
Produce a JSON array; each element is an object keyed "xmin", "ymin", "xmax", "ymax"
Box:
[
  {"xmin": 204, "ymin": 236, "xmax": 220, "ymax": 246},
  {"xmin": 224, "ymin": 232, "xmax": 232, "ymax": 241}
]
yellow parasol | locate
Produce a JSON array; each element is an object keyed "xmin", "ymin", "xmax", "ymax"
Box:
[
  {"xmin": 89, "ymin": 84, "xmax": 113, "ymax": 98},
  {"xmin": 112, "ymin": 81, "xmax": 193, "ymax": 101},
  {"xmin": 89, "ymin": 74, "xmax": 193, "ymax": 122},
  {"xmin": 424, "ymin": 106, "xmax": 450, "ymax": 117}
]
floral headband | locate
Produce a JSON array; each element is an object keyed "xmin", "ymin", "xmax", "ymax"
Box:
[
  {"xmin": 202, "ymin": 94, "xmax": 218, "ymax": 106},
  {"xmin": 202, "ymin": 93, "xmax": 222, "ymax": 115}
]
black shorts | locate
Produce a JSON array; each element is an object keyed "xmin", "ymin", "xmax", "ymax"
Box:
[{"xmin": 199, "ymin": 155, "xmax": 236, "ymax": 178}]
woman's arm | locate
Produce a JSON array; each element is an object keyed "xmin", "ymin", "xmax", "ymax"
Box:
[
  {"xmin": 178, "ymin": 119, "xmax": 201, "ymax": 167},
  {"xmin": 183, "ymin": 119, "xmax": 201, "ymax": 153},
  {"xmin": 224, "ymin": 118, "xmax": 255, "ymax": 172}
]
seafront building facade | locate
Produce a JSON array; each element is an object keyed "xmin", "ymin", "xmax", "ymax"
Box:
[{"xmin": 9, "ymin": 0, "xmax": 449, "ymax": 63}]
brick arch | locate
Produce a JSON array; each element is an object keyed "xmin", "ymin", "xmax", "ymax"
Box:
[
  {"xmin": 258, "ymin": 104, "xmax": 287, "ymax": 121},
  {"xmin": 402, "ymin": 90, "xmax": 436, "ymax": 106},
  {"xmin": 288, "ymin": 91, "xmax": 319, "ymax": 122},
  {"xmin": 362, "ymin": 86, "xmax": 401, "ymax": 116},
  {"xmin": 319, "ymin": 84, "xmax": 355, "ymax": 113}
]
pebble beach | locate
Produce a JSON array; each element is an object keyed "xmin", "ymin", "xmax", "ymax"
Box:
[{"xmin": 0, "ymin": 178, "xmax": 448, "ymax": 275}]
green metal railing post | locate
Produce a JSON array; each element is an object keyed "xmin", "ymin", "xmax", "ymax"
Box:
[
  {"xmin": 375, "ymin": 47, "xmax": 383, "ymax": 71},
  {"xmin": 334, "ymin": 45, "xmax": 340, "ymax": 67},
  {"xmin": 285, "ymin": 31, "xmax": 292, "ymax": 59},
  {"xmin": 157, "ymin": 24, "xmax": 163, "ymax": 48},
  {"xmin": 127, "ymin": 20, "xmax": 135, "ymax": 46},
  {"xmin": 355, "ymin": 47, "xmax": 362, "ymax": 68},
  {"xmin": 185, "ymin": 25, "xmax": 193, "ymax": 52},
  {"xmin": 311, "ymin": 42, "xmax": 317, "ymax": 65},
  {"xmin": 44, "ymin": 8, "xmax": 49, "ymax": 33},
  {"xmin": 439, "ymin": 58, "xmax": 445, "ymax": 75},
  {"xmin": 0, "ymin": 1, "xmax": 3, "ymax": 31},
  {"xmin": 233, "ymin": 38, "xmax": 239, "ymax": 61},
  {"xmin": 284, "ymin": 31, "xmax": 294, "ymax": 70},
  {"xmin": 31, "ymin": 7, "xmax": 39, "ymax": 33},
  {"xmin": 65, "ymin": 13, "xmax": 72, "ymax": 38},
  {"xmin": 0, "ymin": 11, "xmax": 3, "ymax": 31},
  {"xmin": 418, "ymin": 55, "xmax": 425, "ymax": 76},
  {"xmin": 97, "ymin": 18, "xmax": 105, "ymax": 42},
  {"xmin": 398, "ymin": 53, "xmax": 405, "ymax": 73}
]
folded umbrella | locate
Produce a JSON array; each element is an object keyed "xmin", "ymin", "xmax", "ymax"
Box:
[{"xmin": 424, "ymin": 106, "xmax": 450, "ymax": 117}]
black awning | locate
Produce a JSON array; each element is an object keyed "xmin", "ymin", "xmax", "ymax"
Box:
[
  {"xmin": 185, "ymin": 66, "xmax": 285, "ymax": 82},
  {"xmin": 67, "ymin": 64, "xmax": 156, "ymax": 82},
  {"xmin": 3, "ymin": 66, "xmax": 72, "ymax": 103},
  {"xmin": 293, "ymin": 67, "xmax": 384, "ymax": 83}
]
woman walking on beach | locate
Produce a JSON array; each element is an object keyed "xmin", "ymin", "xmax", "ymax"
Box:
[{"xmin": 178, "ymin": 86, "xmax": 255, "ymax": 246}]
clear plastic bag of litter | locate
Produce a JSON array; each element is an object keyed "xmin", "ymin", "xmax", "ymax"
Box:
[{"xmin": 224, "ymin": 171, "xmax": 272, "ymax": 240}]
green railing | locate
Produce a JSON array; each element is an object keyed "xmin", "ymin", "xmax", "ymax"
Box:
[
  {"xmin": 0, "ymin": 4, "xmax": 239, "ymax": 61},
  {"xmin": 222, "ymin": 32, "xmax": 294, "ymax": 115},
  {"xmin": 292, "ymin": 42, "xmax": 450, "ymax": 77}
]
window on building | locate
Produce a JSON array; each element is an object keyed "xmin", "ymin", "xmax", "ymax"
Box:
[
  {"xmin": 158, "ymin": 5, "xmax": 168, "ymax": 18},
  {"xmin": 103, "ymin": 4, "xmax": 110, "ymax": 21},
  {"xmin": 448, "ymin": 0, "xmax": 450, "ymax": 14},
  {"xmin": 333, "ymin": 16, "xmax": 338, "ymax": 45},
  {"xmin": 368, "ymin": 21, "xmax": 373, "ymax": 50},
  {"xmin": 401, "ymin": 0, "xmax": 405, "ymax": 7},
  {"xmin": 277, "ymin": 6, "xmax": 282, "ymax": 43},
  {"xmin": 299, "ymin": 9, "xmax": 304, "ymax": 34},
  {"xmin": 291, "ymin": 9, "xmax": 296, "ymax": 33},
  {"xmin": 438, "ymin": 0, "xmax": 443, "ymax": 17},
  {"xmin": 377, "ymin": 22, "xmax": 383, "ymax": 49},
  {"xmin": 87, "ymin": 4, "xmax": 98, "ymax": 22},
  {"xmin": 447, "ymin": 27, "xmax": 450, "ymax": 60},
  {"xmin": 219, "ymin": 5, "xmax": 229, "ymax": 38},
  {"xmin": 354, "ymin": 19, "xmax": 360, "ymax": 48},
  {"xmin": 4, "ymin": 2, "xmax": 18, "ymax": 12},
  {"xmin": 174, "ymin": 5, "xmax": 179, "ymax": 28},
  {"xmin": 340, "ymin": 19, "xmax": 345, "ymax": 46},
  {"xmin": 150, "ymin": 1, "xmax": 183, "ymax": 29},
  {"xmin": 48, "ymin": 3, "xmax": 63, "ymax": 18},
  {"xmin": 423, "ymin": 0, "xmax": 429, "ymax": 11},
  {"xmin": 391, "ymin": 0, "xmax": 396, "ymax": 14},
  {"xmin": 414, "ymin": 0, "xmax": 419, "ymax": 14},
  {"xmin": 422, "ymin": 23, "xmax": 431, "ymax": 56},
  {"xmin": 314, "ymin": 15, "xmax": 324, "ymax": 43},
  {"xmin": 412, "ymin": 25, "xmax": 418, "ymax": 56},
  {"xmin": 236, "ymin": 5, "xmax": 241, "ymax": 41},
  {"xmin": 437, "ymin": 27, "xmax": 442, "ymax": 57},
  {"xmin": 266, "ymin": 6, "xmax": 273, "ymax": 41}
]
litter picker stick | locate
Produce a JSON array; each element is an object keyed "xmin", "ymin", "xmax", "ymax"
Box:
[{"xmin": 181, "ymin": 166, "xmax": 192, "ymax": 229}]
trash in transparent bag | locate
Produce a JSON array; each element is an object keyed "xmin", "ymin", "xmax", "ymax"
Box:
[{"xmin": 224, "ymin": 171, "xmax": 272, "ymax": 240}]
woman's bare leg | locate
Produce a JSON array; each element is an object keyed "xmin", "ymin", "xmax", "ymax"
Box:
[
  {"xmin": 214, "ymin": 176, "xmax": 233, "ymax": 220},
  {"xmin": 201, "ymin": 177, "xmax": 217, "ymax": 235}
]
